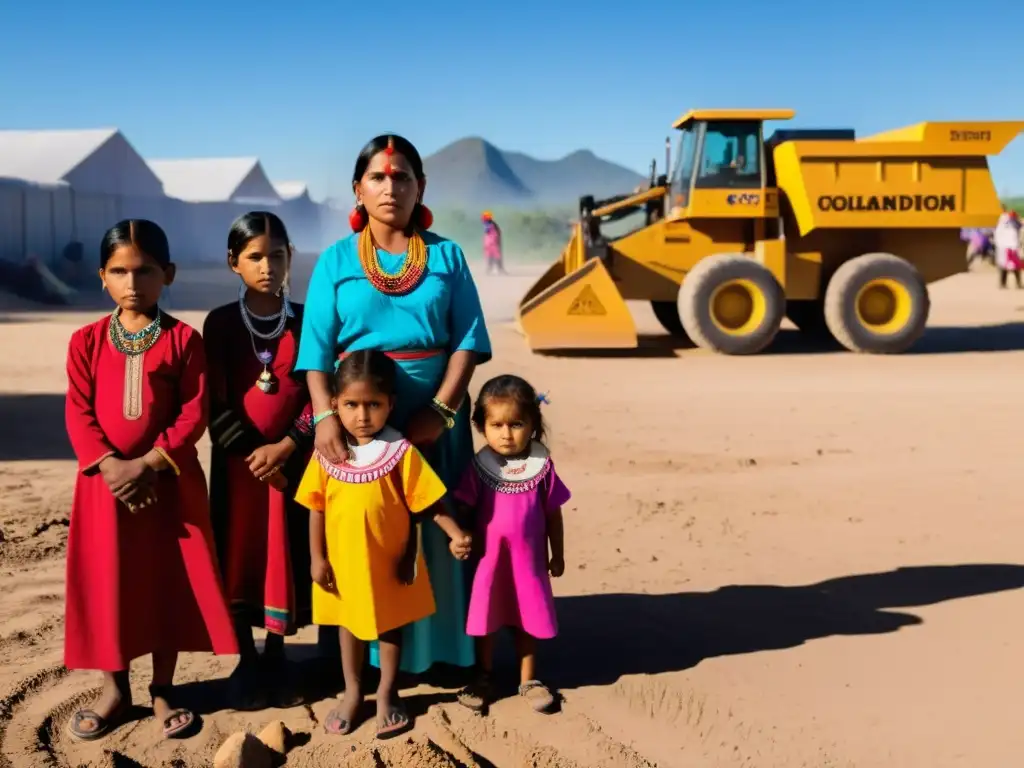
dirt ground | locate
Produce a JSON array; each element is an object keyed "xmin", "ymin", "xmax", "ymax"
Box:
[{"xmin": 1, "ymin": 260, "xmax": 1023, "ymax": 767}]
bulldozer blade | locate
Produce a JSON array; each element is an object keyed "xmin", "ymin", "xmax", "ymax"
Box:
[{"xmin": 515, "ymin": 257, "xmax": 637, "ymax": 351}]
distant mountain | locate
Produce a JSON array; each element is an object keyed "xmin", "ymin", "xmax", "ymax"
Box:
[{"xmin": 422, "ymin": 137, "xmax": 646, "ymax": 209}]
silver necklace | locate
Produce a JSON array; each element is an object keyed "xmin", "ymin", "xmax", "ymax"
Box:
[
  {"xmin": 237, "ymin": 283, "xmax": 289, "ymax": 340},
  {"xmin": 237, "ymin": 283, "xmax": 290, "ymax": 392}
]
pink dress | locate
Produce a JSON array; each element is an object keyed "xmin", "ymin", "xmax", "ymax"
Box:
[
  {"xmin": 454, "ymin": 443, "xmax": 571, "ymax": 639},
  {"xmin": 482, "ymin": 222, "xmax": 502, "ymax": 262}
]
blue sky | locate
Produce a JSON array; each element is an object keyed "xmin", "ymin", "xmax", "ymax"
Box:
[{"xmin": 1, "ymin": 0, "xmax": 1020, "ymax": 201}]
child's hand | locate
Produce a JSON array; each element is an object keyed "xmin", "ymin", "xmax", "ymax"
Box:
[
  {"xmin": 311, "ymin": 557, "xmax": 338, "ymax": 595},
  {"xmin": 100, "ymin": 457, "xmax": 155, "ymax": 504},
  {"xmin": 548, "ymin": 556, "xmax": 565, "ymax": 578},
  {"xmin": 449, "ymin": 533, "xmax": 473, "ymax": 561},
  {"xmin": 247, "ymin": 440, "xmax": 294, "ymax": 482},
  {"xmin": 126, "ymin": 483, "xmax": 159, "ymax": 512},
  {"xmin": 396, "ymin": 552, "xmax": 417, "ymax": 585}
]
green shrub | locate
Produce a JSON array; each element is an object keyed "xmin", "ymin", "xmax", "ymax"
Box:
[{"xmin": 431, "ymin": 207, "xmax": 575, "ymax": 263}]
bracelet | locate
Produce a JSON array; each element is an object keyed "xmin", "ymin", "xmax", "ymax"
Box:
[
  {"xmin": 312, "ymin": 409, "xmax": 337, "ymax": 427},
  {"xmin": 431, "ymin": 397, "xmax": 457, "ymax": 416},
  {"xmin": 429, "ymin": 399, "xmax": 456, "ymax": 430}
]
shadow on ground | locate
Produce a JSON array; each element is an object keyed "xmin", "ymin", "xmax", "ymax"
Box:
[
  {"xmin": 0, "ymin": 394, "xmax": 72, "ymax": 461},
  {"xmin": 763, "ymin": 323, "xmax": 1024, "ymax": 356},
  {"xmin": 533, "ymin": 323, "xmax": 1024, "ymax": 359},
  {"xmin": 163, "ymin": 563, "xmax": 1024, "ymax": 718},
  {"xmin": 549, "ymin": 563, "xmax": 1024, "ymax": 689}
]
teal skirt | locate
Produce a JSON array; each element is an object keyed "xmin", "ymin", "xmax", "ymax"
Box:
[{"xmin": 367, "ymin": 354, "xmax": 475, "ymax": 674}]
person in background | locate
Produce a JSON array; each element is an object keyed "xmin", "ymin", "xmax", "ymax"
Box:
[
  {"xmin": 63, "ymin": 219, "xmax": 236, "ymax": 742},
  {"xmin": 993, "ymin": 208, "xmax": 1022, "ymax": 289},
  {"xmin": 962, "ymin": 227, "xmax": 993, "ymax": 269},
  {"xmin": 204, "ymin": 211, "xmax": 315, "ymax": 710},
  {"xmin": 481, "ymin": 211, "xmax": 505, "ymax": 274}
]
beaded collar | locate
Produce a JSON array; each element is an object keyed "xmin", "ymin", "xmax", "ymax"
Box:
[
  {"xmin": 473, "ymin": 441, "xmax": 551, "ymax": 494},
  {"xmin": 315, "ymin": 426, "xmax": 409, "ymax": 484},
  {"xmin": 108, "ymin": 308, "xmax": 162, "ymax": 356}
]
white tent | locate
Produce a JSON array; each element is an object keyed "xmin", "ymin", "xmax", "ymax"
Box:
[
  {"xmin": 273, "ymin": 180, "xmax": 311, "ymax": 202},
  {"xmin": 148, "ymin": 157, "xmax": 281, "ymax": 204},
  {"xmin": 0, "ymin": 128, "xmax": 164, "ymax": 197}
]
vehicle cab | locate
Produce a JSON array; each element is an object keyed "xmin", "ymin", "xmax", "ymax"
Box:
[{"xmin": 668, "ymin": 109, "xmax": 794, "ymax": 220}]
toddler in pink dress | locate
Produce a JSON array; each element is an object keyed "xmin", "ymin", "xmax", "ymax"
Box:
[{"xmin": 453, "ymin": 375, "xmax": 571, "ymax": 714}]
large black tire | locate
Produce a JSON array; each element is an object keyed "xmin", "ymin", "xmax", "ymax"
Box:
[
  {"xmin": 823, "ymin": 252, "xmax": 929, "ymax": 354},
  {"xmin": 651, "ymin": 300, "xmax": 685, "ymax": 336},
  {"xmin": 785, "ymin": 298, "xmax": 831, "ymax": 339},
  {"xmin": 678, "ymin": 253, "xmax": 785, "ymax": 355}
]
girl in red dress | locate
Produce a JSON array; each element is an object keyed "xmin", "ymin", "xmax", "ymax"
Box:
[
  {"xmin": 204, "ymin": 212, "xmax": 314, "ymax": 710},
  {"xmin": 63, "ymin": 219, "xmax": 237, "ymax": 742}
]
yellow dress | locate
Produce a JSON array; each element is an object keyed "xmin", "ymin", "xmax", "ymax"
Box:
[{"xmin": 294, "ymin": 427, "xmax": 446, "ymax": 641}]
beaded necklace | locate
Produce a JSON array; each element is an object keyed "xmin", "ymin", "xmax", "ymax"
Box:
[
  {"xmin": 358, "ymin": 226, "xmax": 427, "ymax": 296},
  {"xmin": 238, "ymin": 283, "xmax": 292, "ymax": 393},
  {"xmin": 109, "ymin": 308, "xmax": 162, "ymax": 356}
]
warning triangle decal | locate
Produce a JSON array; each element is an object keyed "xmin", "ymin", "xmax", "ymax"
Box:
[{"xmin": 567, "ymin": 285, "xmax": 607, "ymax": 316}]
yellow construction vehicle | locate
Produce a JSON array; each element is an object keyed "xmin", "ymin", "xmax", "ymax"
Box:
[{"xmin": 516, "ymin": 110, "xmax": 1023, "ymax": 354}]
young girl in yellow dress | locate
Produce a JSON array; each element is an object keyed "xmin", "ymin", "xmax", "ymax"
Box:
[{"xmin": 295, "ymin": 349, "xmax": 472, "ymax": 739}]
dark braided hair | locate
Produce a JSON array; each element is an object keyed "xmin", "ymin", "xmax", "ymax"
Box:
[{"xmin": 471, "ymin": 374, "xmax": 546, "ymax": 443}]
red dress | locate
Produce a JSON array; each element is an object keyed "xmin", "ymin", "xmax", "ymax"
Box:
[
  {"xmin": 203, "ymin": 303, "xmax": 313, "ymax": 636},
  {"xmin": 63, "ymin": 313, "xmax": 238, "ymax": 671}
]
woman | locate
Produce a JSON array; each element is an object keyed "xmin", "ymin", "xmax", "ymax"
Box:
[
  {"xmin": 481, "ymin": 211, "xmax": 505, "ymax": 274},
  {"xmin": 296, "ymin": 134, "xmax": 491, "ymax": 683}
]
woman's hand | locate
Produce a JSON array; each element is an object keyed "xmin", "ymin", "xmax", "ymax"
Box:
[
  {"xmin": 247, "ymin": 439, "xmax": 296, "ymax": 482},
  {"xmin": 314, "ymin": 415, "xmax": 347, "ymax": 464},
  {"xmin": 404, "ymin": 406, "xmax": 446, "ymax": 447},
  {"xmin": 311, "ymin": 556, "xmax": 338, "ymax": 595},
  {"xmin": 548, "ymin": 556, "xmax": 565, "ymax": 578}
]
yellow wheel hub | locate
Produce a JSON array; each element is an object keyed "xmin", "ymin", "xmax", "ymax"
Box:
[
  {"xmin": 854, "ymin": 278, "xmax": 912, "ymax": 334},
  {"xmin": 709, "ymin": 279, "xmax": 766, "ymax": 336}
]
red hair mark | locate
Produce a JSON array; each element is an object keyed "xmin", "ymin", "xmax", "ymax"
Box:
[{"xmin": 383, "ymin": 136, "xmax": 395, "ymax": 176}]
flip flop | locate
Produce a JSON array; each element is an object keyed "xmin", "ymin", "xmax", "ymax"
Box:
[
  {"xmin": 66, "ymin": 700, "xmax": 130, "ymax": 742},
  {"xmin": 376, "ymin": 703, "xmax": 411, "ymax": 740},
  {"xmin": 160, "ymin": 708, "xmax": 196, "ymax": 739},
  {"xmin": 228, "ymin": 660, "xmax": 268, "ymax": 712},
  {"xmin": 149, "ymin": 685, "xmax": 196, "ymax": 740},
  {"xmin": 262, "ymin": 654, "xmax": 305, "ymax": 709},
  {"xmin": 518, "ymin": 680, "xmax": 556, "ymax": 713},
  {"xmin": 456, "ymin": 676, "xmax": 494, "ymax": 713},
  {"xmin": 323, "ymin": 705, "xmax": 356, "ymax": 736}
]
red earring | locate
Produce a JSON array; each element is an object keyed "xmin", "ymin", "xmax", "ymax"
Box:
[
  {"xmin": 349, "ymin": 204, "xmax": 367, "ymax": 233},
  {"xmin": 417, "ymin": 204, "xmax": 433, "ymax": 230}
]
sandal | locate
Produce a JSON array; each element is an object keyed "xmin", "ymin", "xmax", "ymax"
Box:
[
  {"xmin": 457, "ymin": 675, "xmax": 494, "ymax": 713},
  {"xmin": 66, "ymin": 699, "xmax": 130, "ymax": 742},
  {"xmin": 149, "ymin": 685, "xmax": 196, "ymax": 740},
  {"xmin": 262, "ymin": 653, "xmax": 304, "ymax": 709},
  {"xmin": 518, "ymin": 680, "xmax": 556, "ymax": 713},
  {"xmin": 228, "ymin": 658, "xmax": 268, "ymax": 712},
  {"xmin": 376, "ymin": 702, "xmax": 412, "ymax": 740},
  {"xmin": 323, "ymin": 698, "xmax": 363, "ymax": 736}
]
